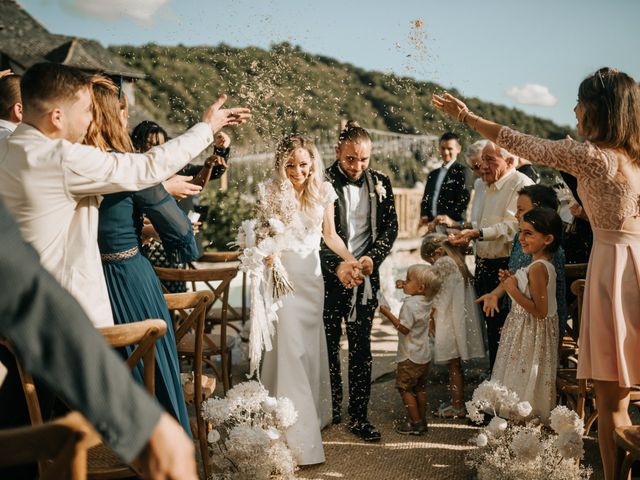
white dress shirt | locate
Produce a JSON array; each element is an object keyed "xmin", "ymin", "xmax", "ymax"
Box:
[
  {"xmin": 476, "ymin": 169, "xmax": 534, "ymax": 259},
  {"xmin": 342, "ymin": 177, "xmax": 371, "ymax": 258},
  {"xmin": 431, "ymin": 159, "xmax": 456, "ymax": 217},
  {"xmin": 470, "ymin": 177, "xmax": 486, "ymax": 228},
  {"xmin": 0, "ymin": 122, "xmax": 213, "ymax": 327},
  {"xmin": 0, "ymin": 119, "xmax": 17, "ymax": 140}
]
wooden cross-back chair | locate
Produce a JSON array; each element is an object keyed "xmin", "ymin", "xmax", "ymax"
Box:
[
  {"xmin": 0, "ymin": 412, "xmax": 99, "ymax": 480},
  {"xmin": 155, "ymin": 264, "xmax": 237, "ymax": 392},
  {"xmin": 2, "ymin": 319, "xmax": 167, "ymax": 479},
  {"xmin": 163, "ymin": 291, "xmax": 213, "ymax": 480},
  {"xmin": 195, "ymin": 251, "xmax": 247, "ymax": 325}
]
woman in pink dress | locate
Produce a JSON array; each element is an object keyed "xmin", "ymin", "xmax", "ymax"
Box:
[{"xmin": 432, "ymin": 67, "xmax": 640, "ymax": 480}]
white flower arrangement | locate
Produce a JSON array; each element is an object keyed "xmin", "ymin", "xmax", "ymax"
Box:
[
  {"xmin": 202, "ymin": 381, "xmax": 298, "ymax": 479},
  {"xmin": 374, "ymin": 179, "xmax": 387, "ymax": 201},
  {"xmin": 466, "ymin": 380, "xmax": 591, "ymax": 480}
]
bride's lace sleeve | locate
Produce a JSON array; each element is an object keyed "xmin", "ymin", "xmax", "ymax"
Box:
[
  {"xmin": 320, "ymin": 181, "xmax": 338, "ymax": 209},
  {"xmin": 497, "ymin": 127, "xmax": 613, "ymax": 179}
]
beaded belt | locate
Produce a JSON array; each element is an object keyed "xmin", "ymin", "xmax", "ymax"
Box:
[{"xmin": 100, "ymin": 246, "xmax": 139, "ymax": 263}]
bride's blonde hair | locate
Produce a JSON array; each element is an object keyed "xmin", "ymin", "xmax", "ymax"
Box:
[{"xmin": 274, "ymin": 135, "xmax": 324, "ymax": 211}]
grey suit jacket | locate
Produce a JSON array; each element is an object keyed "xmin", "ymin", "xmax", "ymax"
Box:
[{"xmin": 0, "ymin": 200, "xmax": 162, "ymax": 463}]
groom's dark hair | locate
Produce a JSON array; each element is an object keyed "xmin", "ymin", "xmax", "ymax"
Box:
[
  {"xmin": 338, "ymin": 119, "xmax": 371, "ymax": 145},
  {"xmin": 21, "ymin": 63, "xmax": 91, "ymax": 115}
]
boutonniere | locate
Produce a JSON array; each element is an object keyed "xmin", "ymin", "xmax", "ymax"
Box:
[{"xmin": 374, "ymin": 179, "xmax": 387, "ymax": 201}]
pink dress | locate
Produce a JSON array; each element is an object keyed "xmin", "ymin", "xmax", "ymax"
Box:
[{"xmin": 498, "ymin": 127, "xmax": 640, "ymax": 387}]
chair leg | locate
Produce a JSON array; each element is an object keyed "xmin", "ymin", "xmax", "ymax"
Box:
[
  {"xmin": 222, "ymin": 351, "xmax": 230, "ymax": 394},
  {"xmin": 585, "ymin": 411, "xmax": 598, "ymax": 436}
]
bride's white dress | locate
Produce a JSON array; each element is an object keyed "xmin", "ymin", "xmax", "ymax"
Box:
[{"xmin": 261, "ymin": 181, "xmax": 334, "ymax": 465}]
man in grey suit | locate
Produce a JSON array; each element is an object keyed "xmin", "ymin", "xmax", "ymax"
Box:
[{"xmin": 0, "ymin": 199, "xmax": 197, "ymax": 479}]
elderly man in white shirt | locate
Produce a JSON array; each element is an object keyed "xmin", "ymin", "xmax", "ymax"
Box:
[
  {"xmin": 0, "ymin": 63, "xmax": 250, "ymax": 327},
  {"xmin": 450, "ymin": 142, "xmax": 534, "ymax": 370},
  {"xmin": 0, "ymin": 71, "xmax": 21, "ymax": 140}
]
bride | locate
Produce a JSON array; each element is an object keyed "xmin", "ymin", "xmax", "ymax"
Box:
[{"xmin": 260, "ymin": 135, "xmax": 358, "ymax": 465}]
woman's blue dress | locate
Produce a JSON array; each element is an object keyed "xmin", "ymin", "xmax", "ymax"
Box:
[{"xmin": 98, "ymin": 185, "xmax": 199, "ymax": 435}]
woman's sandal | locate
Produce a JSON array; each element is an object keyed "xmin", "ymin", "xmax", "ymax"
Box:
[{"xmin": 436, "ymin": 403, "xmax": 466, "ymax": 419}]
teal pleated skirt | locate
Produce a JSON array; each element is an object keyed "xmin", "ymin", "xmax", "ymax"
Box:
[{"xmin": 102, "ymin": 251, "xmax": 192, "ymax": 436}]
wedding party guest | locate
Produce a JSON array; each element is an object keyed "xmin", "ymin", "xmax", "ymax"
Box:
[
  {"xmin": 0, "ymin": 198, "xmax": 197, "ymax": 480},
  {"xmin": 261, "ymin": 135, "xmax": 358, "ymax": 465},
  {"xmin": 560, "ymin": 172, "xmax": 593, "ymax": 265},
  {"xmin": 476, "ymin": 184, "xmax": 568, "ymax": 337},
  {"xmin": 420, "ymin": 132, "xmax": 472, "ymax": 226},
  {"xmin": 131, "ymin": 120, "xmax": 230, "ymax": 293},
  {"xmin": 321, "ymin": 122, "xmax": 398, "ymax": 441},
  {"xmin": 433, "ymin": 67, "xmax": 640, "ymax": 478},
  {"xmin": 0, "ymin": 72, "xmax": 21, "ymax": 139},
  {"xmin": 433, "ymin": 139, "xmax": 487, "ymax": 231},
  {"xmin": 85, "ymin": 76, "xmax": 196, "ymax": 434},
  {"xmin": 420, "ymin": 233, "xmax": 485, "ymax": 418},
  {"xmin": 379, "ymin": 264, "xmax": 441, "ymax": 435},
  {"xmin": 0, "ymin": 62, "xmax": 250, "ymax": 327},
  {"xmin": 448, "ymin": 142, "xmax": 534, "ymax": 369},
  {"xmin": 487, "ymin": 208, "xmax": 563, "ymax": 422}
]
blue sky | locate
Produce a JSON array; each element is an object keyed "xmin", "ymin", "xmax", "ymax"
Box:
[{"xmin": 19, "ymin": 0, "xmax": 640, "ymax": 127}]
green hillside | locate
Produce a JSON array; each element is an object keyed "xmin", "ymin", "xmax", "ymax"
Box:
[{"xmin": 110, "ymin": 42, "xmax": 573, "ymax": 151}]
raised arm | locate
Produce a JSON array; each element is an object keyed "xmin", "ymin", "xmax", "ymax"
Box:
[
  {"xmin": 432, "ymin": 92, "xmax": 605, "ymax": 178},
  {"xmin": 66, "ymin": 95, "xmax": 250, "ymax": 197}
]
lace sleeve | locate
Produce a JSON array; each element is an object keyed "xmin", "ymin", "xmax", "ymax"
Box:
[
  {"xmin": 133, "ymin": 185, "xmax": 199, "ymax": 263},
  {"xmin": 320, "ymin": 181, "xmax": 338, "ymax": 209},
  {"xmin": 496, "ymin": 127, "xmax": 614, "ymax": 179}
]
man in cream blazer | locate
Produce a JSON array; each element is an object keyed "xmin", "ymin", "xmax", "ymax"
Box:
[{"xmin": 0, "ymin": 63, "xmax": 250, "ymax": 327}]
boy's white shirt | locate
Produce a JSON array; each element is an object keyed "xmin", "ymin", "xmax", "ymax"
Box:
[
  {"xmin": 0, "ymin": 122, "xmax": 213, "ymax": 327},
  {"xmin": 396, "ymin": 294, "xmax": 433, "ymax": 364}
]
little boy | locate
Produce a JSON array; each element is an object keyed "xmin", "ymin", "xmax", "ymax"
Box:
[{"xmin": 379, "ymin": 264, "xmax": 442, "ymax": 435}]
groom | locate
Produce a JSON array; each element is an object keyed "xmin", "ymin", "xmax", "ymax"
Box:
[{"xmin": 320, "ymin": 123, "xmax": 398, "ymax": 441}]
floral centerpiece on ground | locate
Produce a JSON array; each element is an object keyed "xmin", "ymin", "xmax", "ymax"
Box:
[
  {"xmin": 233, "ymin": 179, "xmax": 300, "ymax": 375},
  {"xmin": 203, "ymin": 380, "xmax": 299, "ymax": 479},
  {"xmin": 466, "ymin": 380, "xmax": 591, "ymax": 480}
]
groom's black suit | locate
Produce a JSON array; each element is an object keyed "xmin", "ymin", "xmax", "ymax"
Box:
[{"xmin": 320, "ymin": 161, "xmax": 398, "ymax": 423}]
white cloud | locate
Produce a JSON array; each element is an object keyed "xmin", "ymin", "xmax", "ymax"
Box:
[
  {"xmin": 66, "ymin": 0, "xmax": 168, "ymax": 25},
  {"xmin": 505, "ymin": 83, "xmax": 557, "ymax": 107}
]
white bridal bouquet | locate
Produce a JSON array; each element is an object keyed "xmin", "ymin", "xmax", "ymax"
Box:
[
  {"xmin": 203, "ymin": 381, "xmax": 299, "ymax": 479},
  {"xmin": 233, "ymin": 179, "xmax": 299, "ymax": 375},
  {"xmin": 466, "ymin": 380, "xmax": 592, "ymax": 480}
]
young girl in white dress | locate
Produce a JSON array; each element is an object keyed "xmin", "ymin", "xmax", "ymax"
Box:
[
  {"xmin": 420, "ymin": 233, "xmax": 486, "ymax": 418},
  {"xmin": 260, "ymin": 135, "xmax": 358, "ymax": 466},
  {"xmin": 488, "ymin": 207, "xmax": 563, "ymax": 422}
]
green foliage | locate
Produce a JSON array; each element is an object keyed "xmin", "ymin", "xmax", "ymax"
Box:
[{"xmin": 199, "ymin": 186, "xmax": 256, "ymax": 252}]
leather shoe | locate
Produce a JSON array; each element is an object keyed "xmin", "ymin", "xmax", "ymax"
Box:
[
  {"xmin": 332, "ymin": 413, "xmax": 342, "ymax": 425},
  {"xmin": 348, "ymin": 420, "xmax": 381, "ymax": 442}
]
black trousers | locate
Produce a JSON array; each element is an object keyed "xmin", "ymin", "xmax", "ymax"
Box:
[
  {"xmin": 474, "ymin": 256, "xmax": 511, "ymax": 371},
  {"xmin": 323, "ymin": 282, "xmax": 377, "ymax": 423}
]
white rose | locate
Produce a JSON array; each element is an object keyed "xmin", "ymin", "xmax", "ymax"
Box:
[
  {"xmin": 207, "ymin": 429, "xmax": 221, "ymax": 444},
  {"xmin": 261, "ymin": 396, "xmax": 278, "ymax": 413},
  {"xmin": 487, "ymin": 416, "xmax": 508, "ymax": 435},
  {"xmin": 475, "ymin": 432, "xmax": 488, "ymax": 447},
  {"xmin": 516, "ymin": 401, "xmax": 533, "ymax": 418}
]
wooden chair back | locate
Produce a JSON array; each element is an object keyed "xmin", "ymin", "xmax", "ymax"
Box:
[
  {"xmin": 0, "ymin": 412, "xmax": 100, "ymax": 480},
  {"xmin": 163, "ymin": 291, "xmax": 213, "ymax": 480}
]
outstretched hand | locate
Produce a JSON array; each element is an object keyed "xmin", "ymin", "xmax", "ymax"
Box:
[
  {"xmin": 475, "ymin": 293, "xmax": 500, "ymax": 318},
  {"xmin": 432, "ymin": 92, "xmax": 469, "ymax": 120},
  {"xmin": 201, "ymin": 95, "xmax": 251, "ymax": 134}
]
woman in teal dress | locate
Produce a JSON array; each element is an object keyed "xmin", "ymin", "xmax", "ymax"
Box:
[{"xmin": 85, "ymin": 76, "xmax": 196, "ymax": 434}]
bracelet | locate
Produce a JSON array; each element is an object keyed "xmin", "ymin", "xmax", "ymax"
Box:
[{"xmin": 457, "ymin": 108, "xmax": 469, "ymax": 121}]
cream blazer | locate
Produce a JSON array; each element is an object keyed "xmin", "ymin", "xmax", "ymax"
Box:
[{"xmin": 0, "ymin": 122, "xmax": 213, "ymax": 327}]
